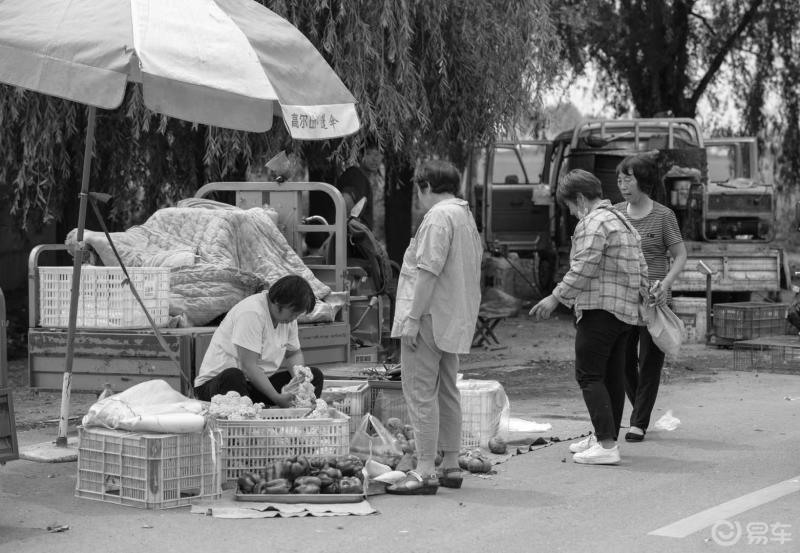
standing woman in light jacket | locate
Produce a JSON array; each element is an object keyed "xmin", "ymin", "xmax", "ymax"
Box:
[
  {"xmin": 387, "ymin": 160, "xmax": 483, "ymax": 494},
  {"xmin": 614, "ymin": 153, "xmax": 687, "ymax": 442},
  {"xmin": 530, "ymin": 169, "xmax": 649, "ymax": 465}
]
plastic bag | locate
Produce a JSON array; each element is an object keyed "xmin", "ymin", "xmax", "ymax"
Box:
[
  {"xmin": 81, "ymin": 380, "xmax": 206, "ymax": 433},
  {"xmin": 646, "ymin": 304, "xmax": 685, "ymax": 358},
  {"xmin": 653, "ymin": 410, "xmax": 681, "ymax": 431},
  {"xmin": 349, "ymin": 413, "xmax": 403, "ymax": 467}
]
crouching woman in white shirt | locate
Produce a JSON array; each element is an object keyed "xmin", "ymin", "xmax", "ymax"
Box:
[{"xmin": 193, "ymin": 275, "xmax": 320, "ymax": 408}]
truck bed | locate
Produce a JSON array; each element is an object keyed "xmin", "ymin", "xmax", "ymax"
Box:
[{"xmin": 671, "ymin": 241, "xmax": 786, "ymax": 293}]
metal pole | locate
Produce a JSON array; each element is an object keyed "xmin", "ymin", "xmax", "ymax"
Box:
[
  {"xmin": 1, "ymin": 287, "xmax": 7, "ymax": 389},
  {"xmin": 55, "ymin": 105, "xmax": 96, "ymax": 447},
  {"xmin": 697, "ymin": 260, "xmax": 714, "ymax": 345}
]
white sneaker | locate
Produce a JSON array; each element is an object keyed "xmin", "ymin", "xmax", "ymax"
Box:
[
  {"xmin": 568, "ymin": 435, "xmax": 597, "ymax": 453},
  {"xmin": 573, "ymin": 443, "xmax": 621, "ymax": 465}
]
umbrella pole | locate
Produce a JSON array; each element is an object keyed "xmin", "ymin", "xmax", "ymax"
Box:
[{"xmin": 55, "ymin": 106, "xmax": 96, "ymax": 447}]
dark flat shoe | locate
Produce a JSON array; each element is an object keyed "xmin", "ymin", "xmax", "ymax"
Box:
[
  {"xmin": 625, "ymin": 431, "xmax": 645, "ymax": 442},
  {"xmin": 386, "ymin": 471, "xmax": 439, "ymax": 495},
  {"xmin": 438, "ymin": 467, "xmax": 463, "ymax": 489}
]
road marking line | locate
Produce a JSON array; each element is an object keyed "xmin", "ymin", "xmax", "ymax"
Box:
[{"xmin": 649, "ymin": 476, "xmax": 800, "ymax": 538}]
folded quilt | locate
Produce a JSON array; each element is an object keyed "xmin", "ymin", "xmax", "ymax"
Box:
[{"xmin": 73, "ymin": 203, "xmax": 333, "ymax": 326}]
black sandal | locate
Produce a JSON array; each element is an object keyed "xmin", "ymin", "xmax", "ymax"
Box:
[
  {"xmin": 625, "ymin": 430, "xmax": 645, "ymax": 442},
  {"xmin": 386, "ymin": 471, "xmax": 439, "ymax": 495},
  {"xmin": 438, "ymin": 467, "xmax": 463, "ymax": 489}
]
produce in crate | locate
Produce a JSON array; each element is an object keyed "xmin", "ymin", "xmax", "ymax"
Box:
[
  {"xmin": 209, "ymin": 391, "xmax": 265, "ymax": 420},
  {"xmin": 209, "ymin": 391, "xmax": 328, "ymax": 421},
  {"xmin": 305, "ymin": 398, "xmax": 330, "ymax": 419}
]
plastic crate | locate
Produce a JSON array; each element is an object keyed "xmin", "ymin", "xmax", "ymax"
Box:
[
  {"xmin": 39, "ymin": 266, "xmax": 170, "ymax": 329},
  {"xmin": 368, "ymin": 379, "xmax": 510, "ymax": 449},
  {"xmin": 733, "ymin": 336, "xmax": 800, "ymax": 372},
  {"xmin": 713, "ymin": 302, "xmax": 788, "ymax": 342},
  {"xmin": 321, "ymin": 379, "xmax": 370, "ymax": 435},
  {"xmin": 369, "ymin": 380, "xmax": 407, "ymax": 424},
  {"xmin": 215, "ymin": 408, "xmax": 350, "ymax": 483},
  {"xmin": 76, "ymin": 426, "xmax": 222, "ymax": 509}
]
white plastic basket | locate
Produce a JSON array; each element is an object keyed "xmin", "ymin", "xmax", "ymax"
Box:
[
  {"xmin": 458, "ymin": 379, "xmax": 510, "ymax": 448},
  {"xmin": 321, "ymin": 379, "xmax": 370, "ymax": 435},
  {"xmin": 215, "ymin": 408, "xmax": 350, "ymax": 483},
  {"xmin": 38, "ymin": 266, "xmax": 170, "ymax": 329}
]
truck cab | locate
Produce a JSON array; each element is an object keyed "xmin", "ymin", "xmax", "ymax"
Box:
[
  {"xmin": 466, "ymin": 118, "xmax": 787, "ymax": 298},
  {"xmin": 704, "ymin": 137, "xmax": 774, "ymax": 241},
  {"xmin": 551, "ymin": 120, "xmax": 785, "ymax": 295}
]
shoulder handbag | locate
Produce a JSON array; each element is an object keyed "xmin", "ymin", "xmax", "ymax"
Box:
[{"xmin": 600, "ymin": 206, "xmax": 685, "ymax": 354}]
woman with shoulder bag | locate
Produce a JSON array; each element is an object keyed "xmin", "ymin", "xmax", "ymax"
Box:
[{"xmin": 614, "ymin": 152, "xmax": 687, "ymax": 442}]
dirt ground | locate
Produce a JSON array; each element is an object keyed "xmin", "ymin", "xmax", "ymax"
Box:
[{"xmin": 5, "ymin": 306, "xmax": 737, "ymax": 430}]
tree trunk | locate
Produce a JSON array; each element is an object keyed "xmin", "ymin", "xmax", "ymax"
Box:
[{"xmin": 383, "ymin": 151, "xmax": 414, "ymax": 265}]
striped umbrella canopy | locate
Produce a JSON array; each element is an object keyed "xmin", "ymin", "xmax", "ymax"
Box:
[{"xmin": 0, "ymin": 0, "xmax": 360, "ymax": 450}]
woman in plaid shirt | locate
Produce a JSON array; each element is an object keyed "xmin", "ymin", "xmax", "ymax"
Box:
[{"xmin": 530, "ymin": 169, "xmax": 649, "ymax": 465}]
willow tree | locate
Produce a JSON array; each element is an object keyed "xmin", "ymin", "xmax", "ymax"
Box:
[
  {"xmin": 551, "ymin": 0, "xmax": 800, "ymax": 189},
  {"xmin": 0, "ymin": 0, "xmax": 560, "ymax": 262}
]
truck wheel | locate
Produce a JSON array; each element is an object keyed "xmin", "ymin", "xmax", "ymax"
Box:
[{"xmin": 535, "ymin": 251, "xmax": 556, "ymax": 295}]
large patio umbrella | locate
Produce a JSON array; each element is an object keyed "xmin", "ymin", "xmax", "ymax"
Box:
[{"xmin": 0, "ymin": 0, "xmax": 360, "ymax": 453}]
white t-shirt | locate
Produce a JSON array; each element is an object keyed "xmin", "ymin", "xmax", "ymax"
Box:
[{"xmin": 194, "ymin": 292, "xmax": 300, "ymax": 387}]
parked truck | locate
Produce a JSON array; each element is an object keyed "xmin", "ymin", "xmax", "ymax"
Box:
[{"xmin": 465, "ymin": 118, "xmax": 788, "ymax": 299}]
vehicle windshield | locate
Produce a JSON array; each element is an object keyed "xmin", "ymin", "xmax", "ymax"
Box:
[
  {"xmin": 707, "ymin": 143, "xmax": 755, "ymax": 182},
  {"xmin": 519, "ymin": 143, "xmax": 547, "ymax": 184},
  {"xmin": 492, "ymin": 147, "xmax": 527, "ymax": 184}
]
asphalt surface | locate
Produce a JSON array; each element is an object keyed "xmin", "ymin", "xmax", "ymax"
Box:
[{"xmin": 2, "ymin": 313, "xmax": 799, "ymax": 552}]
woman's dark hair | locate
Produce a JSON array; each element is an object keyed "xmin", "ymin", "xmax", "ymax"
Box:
[
  {"xmin": 267, "ymin": 275, "xmax": 316, "ymax": 314},
  {"xmin": 617, "ymin": 152, "xmax": 659, "ymax": 196},
  {"xmin": 415, "ymin": 160, "xmax": 461, "ymax": 196},
  {"xmin": 556, "ymin": 169, "xmax": 602, "ymax": 205}
]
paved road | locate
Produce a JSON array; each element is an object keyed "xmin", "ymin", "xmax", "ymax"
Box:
[{"xmin": 2, "ymin": 369, "xmax": 798, "ymax": 553}]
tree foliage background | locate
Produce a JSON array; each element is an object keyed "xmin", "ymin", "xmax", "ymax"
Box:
[
  {"xmin": 3, "ymin": 0, "xmax": 800, "ymax": 270},
  {"xmin": 0, "ymin": 0, "xmax": 560, "ymax": 258},
  {"xmin": 551, "ymin": 0, "xmax": 800, "ymax": 197}
]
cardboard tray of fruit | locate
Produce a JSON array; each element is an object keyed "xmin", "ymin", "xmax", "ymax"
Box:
[{"xmin": 234, "ymin": 491, "xmax": 365, "ymax": 504}]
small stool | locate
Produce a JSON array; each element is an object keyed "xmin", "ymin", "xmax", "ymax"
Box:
[
  {"xmin": 471, "ymin": 299, "xmax": 519, "ymax": 350},
  {"xmin": 472, "ymin": 315, "xmax": 506, "ymax": 350}
]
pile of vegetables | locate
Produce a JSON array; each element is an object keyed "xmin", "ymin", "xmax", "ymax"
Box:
[
  {"xmin": 208, "ymin": 391, "xmax": 265, "ymax": 420},
  {"xmin": 236, "ymin": 454, "xmax": 365, "ymax": 495},
  {"xmin": 284, "ymin": 365, "xmax": 317, "ymax": 409},
  {"xmin": 382, "ymin": 418, "xmax": 413, "ymax": 451},
  {"xmin": 458, "ymin": 449, "xmax": 493, "ymax": 474},
  {"xmin": 209, "ymin": 392, "xmax": 330, "ymax": 422}
]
